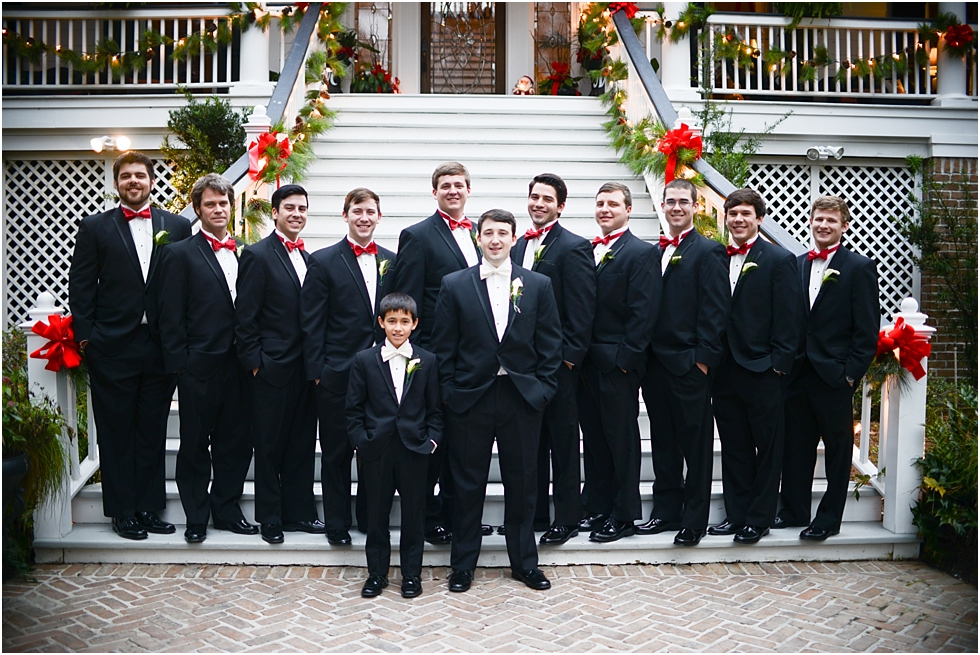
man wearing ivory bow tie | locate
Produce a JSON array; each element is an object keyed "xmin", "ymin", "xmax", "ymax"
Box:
[
  {"xmin": 236, "ymin": 184, "xmax": 322, "ymax": 544},
  {"xmin": 301, "ymin": 187, "xmax": 396, "ymax": 546},
  {"xmin": 389, "ymin": 162, "xmax": 482, "ymax": 546},
  {"xmin": 777, "ymin": 195, "xmax": 878, "ymax": 542},
  {"xmin": 69, "ymin": 152, "xmax": 190, "ymax": 541},
  {"xmin": 158, "ymin": 174, "xmax": 256, "ymax": 543},
  {"xmin": 431, "ymin": 209, "xmax": 562, "ymax": 593}
]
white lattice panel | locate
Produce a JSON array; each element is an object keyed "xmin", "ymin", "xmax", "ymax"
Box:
[
  {"xmin": 3, "ymin": 158, "xmax": 177, "ymax": 326},
  {"xmin": 748, "ymin": 163, "xmax": 812, "ymax": 244}
]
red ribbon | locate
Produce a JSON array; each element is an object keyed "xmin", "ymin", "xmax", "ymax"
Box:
[
  {"xmin": 945, "ymin": 24, "xmax": 974, "ymax": 50},
  {"xmin": 547, "ymin": 62, "xmax": 571, "ymax": 95},
  {"xmin": 29, "ymin": 314, "xmax": 82, "ymax": 373},
  {"xmin": 608, "ymin": 2, "xmax": 639, "ymax": 19},
  {"xmin": 874, "ymin": 317, "xmax": 932, "ymax": 381},
  {"xmin": 657, "ymin": 123, "xmax": 703, "ymax": 183},
  {"xmin": 248, "ymin": 131, "xmax": 292, "ymax": 187}
]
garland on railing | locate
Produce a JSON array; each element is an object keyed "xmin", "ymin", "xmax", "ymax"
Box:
[{"xmin": 576, "ymin": 3, "xmax": 645, "ymax": 89}]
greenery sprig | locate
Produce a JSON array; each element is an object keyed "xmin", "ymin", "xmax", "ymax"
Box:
[{"xmin": 918, "ymin": 12, "xmax": 977, "ymax": 60}]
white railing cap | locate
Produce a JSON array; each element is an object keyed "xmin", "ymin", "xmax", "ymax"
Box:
[
  {"xmin": 703, "ymin": 12, "xmax": 926, "ymax": 31},
  {"xmin": 892, "ymin": 297, "xmax": 937, "ymax": 337},
  {"xmin": 22, "ymin": 292, "xmax": 63, "ymax": 329}
]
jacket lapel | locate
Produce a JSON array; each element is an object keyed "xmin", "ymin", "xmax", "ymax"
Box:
[
  {"xmin": 338, "ymin": 240, "xmax": 374, "ymax": 317},
  {"xmin": 504, "ymin": 268, "xmax": 522, "ymax": 336},
  {"xmin": 375, "ymin": 350, "xmax": 400, "ymax": 405},
  {"xmin": 532, "ymin": 224, "xmax": 561, "ymax": 272},
  {"xmin": 513, "ymin": 237, "xmax": 527, "ymax": 267},
  {"xmin": 195, "ymin": 233, "xmax": 235, "ymax": 307},
  {"xmin": 598, "ymin": 229, "xmax": 631, "ymax": 274},
  {"xmin": 471, "ymin": 269, "xmax": 498, "ymax": 340},
  {"xmin": 662, "ymin": 229, "xmax": 696, "ymax": 282},
  {"xmin": 112, "ymin": 208, "xmax": 143, "ymax": 280},
  {"xmin": 146, "ymin": 209, "xmax": 165, "ymax": 284},
  {"xmin": 810, "ymin": 246, "xmax": 846, "ymax": 313},
  {"xmin": 272, "ymin": 235, "xmax": 302, "ymax": 290},
  {"xmin": 731, "ymin": 238, "xmax": 762, "ymax": 302},
  {"xmin": 402, "ymin": 351, "xmax": 418, "ymax": 401},
  {"xmin": 432, "ymin": 213, "xmax": 471, "ymax": 269}
]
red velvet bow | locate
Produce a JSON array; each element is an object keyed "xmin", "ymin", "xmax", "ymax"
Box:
[
  {"xmin": 29, "ymin": 314, "xmax": 82, "ymax": 373},
  {"xmin": 608, "ymin": 2, "xmax": 639, "ymax": 19},
  {"xmin": 547, "ymin": 62, "xmax": 571, "ymax": 95},
  {"xmin": 657, "ymin": 123, "xmax": 703, "ymax": 183},
  {"xmin": 945, "ymin": 24, "xmax": 974, "ymax": 50},
  {"xmin": 248, "ymin": 131, "xmax": 292, "ymax": 187},
  {"xmin": 874, "ymin": 317, "xmax": 932, "ymax": 381}
]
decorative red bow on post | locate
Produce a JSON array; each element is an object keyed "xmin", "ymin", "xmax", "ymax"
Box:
[
  {"xmin": 657, "ymin": 123, "xmax": 703, "ymax": 183},
  {"xmin": 29, "ymin": 314, "xmax": 83, "ymax": 373},
  {"xmin": 608, "ymin": 2, "xmax": 639, "ymax": 19},
  {"xmin": 874, "ymin": 317, "xmax": 932, "ymax": 381},
  {"xmin": 248, "ymin": 131, "xmax": 292, "ymax": 187},
  {"xmin": 945, "ymin": 24, "xmax": 974, "ymax": 50}
]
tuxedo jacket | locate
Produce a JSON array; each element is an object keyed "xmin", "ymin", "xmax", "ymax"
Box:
[
  {"xmin": 588, "ymin": 229, "xmax": 661, "ymax": 374},
  {"xmin": 69, "ymin": 206, "xmax": 191, "ymax": 356},
  {"xmin": 512, "ymin": 222, "xmax": 596, "ymax": 367},
  {"xmin": 301, "ymin": 239, "xmax": 396, "ymax": 393},
  {"xmin": 389, "ymin": 211, "xmax": 481, "ymax": 348},
  {"xmin": 157, "ymin": 232, "xmax": 243, "ymax": 378},
  {"xmin": 794, "ymin": 245, "xmax": 879, "ymax": 388},
  {"xmin": 235, "ymin": 233, "xmax": 310, "ymax": 387},
  {"xmin": 651, "ymin": 230, "xmax": 730, "ymax": 376},
  {"xmin": 725, "ymin": 238, "xmax": 803, "ymax": 374},
  {"xmin": 345, "ymin": 344, "xmax": 443, "ymax": 460},
  {"xmin": 431, "ymin": 265, "xmax": 562, "ymax": 414}
]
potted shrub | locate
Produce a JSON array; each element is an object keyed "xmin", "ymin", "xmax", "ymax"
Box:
[
  {"xmin": 350, "ymin": 63, "xmax": 400, "ymax": 94},
  {"xmin": 539, "ymin": 62, "xmax": 582, "ymax": 96}
]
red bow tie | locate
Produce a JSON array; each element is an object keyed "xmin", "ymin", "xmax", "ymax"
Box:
[
  {"xmin": 807, "ymin": 244, "xmax": 840, "ymax": 261},
  {"xmin": 660, "ymin": 234, "xmax": 684, "ymax": 249},
  {"xmin": 726, "ymin": 242, "xmax": 751, "ymax": 257},
  {"xmin": 350, "ymin": 240, "xmax": 378, "ymax": 257},
  {"xmin": 524, "ymin": 224, "xmax": 555, "ymax": 241},
  {"xmin": 447, "ymin": 217, "xmax": 472, "ymax": 231},
  {"xmin": 122, "ymin": 207, "xmax": 151, "ymax": 220},
  {"xmin": 592, "ymin": 233, "xmax": 618, "ymax": 247},
  {"xmin": 204, "ymin": 234, "xmax": 236, "ymax": 253},
  {"xmin": 279, "ymin": 235, "xmax": 305, "ymax": 253}
]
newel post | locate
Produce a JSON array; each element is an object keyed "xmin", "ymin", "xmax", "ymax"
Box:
[{"xmin": 879, "ymin": 298, "xmax": 935, "ymax": 535}]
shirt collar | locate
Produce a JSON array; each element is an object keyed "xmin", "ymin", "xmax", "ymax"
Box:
[
  {"xmin": 480, "ymin": 258, "xmax": 513, "ymax": 276},
  {"xmin": 275, "ymin": 229, "xmax": 301, "ymax": 247},
  {"xmin": 383, "ymin": 338, "xmax": 413, "ymax": 358},
  {"xmin": 437, "ymin": 208, "xmax": 467, "ymax": 224},
  {"xmin": 122, "ymin": 203, "xmax": 151, "ymax": 214},
  {"xmin": 201, "ymin": 228, "xmax": 232, "ymax": 244},
  {"xmin": 730, "ymin": 234, "xmax": 758, "ymax": 250},
  {"xmin": 601, "ymin": 225, "xmax": 629, "ymax": 242}
]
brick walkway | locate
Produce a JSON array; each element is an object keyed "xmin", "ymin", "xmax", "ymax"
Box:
[{"xmin": 3, "ymin": 562, "xmax": 976, "ymax": 652}]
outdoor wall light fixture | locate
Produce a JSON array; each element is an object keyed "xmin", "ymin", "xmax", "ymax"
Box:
[
  {"xmin": 90, "ymin": 135, "xmax": 132, "ymax": 153},
  {"xmin": 806, "ymin": 145, "xmax": 845, "ymax": 161}
]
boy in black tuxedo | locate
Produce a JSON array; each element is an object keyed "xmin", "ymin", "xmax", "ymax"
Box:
[
  {"xmin": 301, "ymin": 188, "xmax": 396, "ymax": 546},
  {"xmin": 432, "ymin": 209, "xmax": 562, "ymax": 593},
  {"xmin": 512, "ymin": 174, "xmax": 596, "ymax": 545},
  {"xmin": 69, "ymin": 152, "xmax": 191, "ymax": 540},
  {"xmin": 777, "ymin": 196, "xmax": 879, "ymax": 541},
  {"xmin": 707, "ymin": 189, "xmax": 802, "ymax": 545},
  {"xmin": 158, "ymin": 174, "xmax": 257, "ymax": 543},
  {"xmin": 347, "ymin": 293, "xmax": 442, "ymax": 599}
]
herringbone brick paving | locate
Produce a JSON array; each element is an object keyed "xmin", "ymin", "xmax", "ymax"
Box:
[{"xmin": 3, "ymin": 562, "xmax": 976, "ymax": 652}]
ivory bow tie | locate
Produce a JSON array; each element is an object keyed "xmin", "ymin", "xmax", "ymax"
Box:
[
  {"xmin": 726, "ymin": 242, "xmax": 750, "ymax": 257},
  {"xmin": 350, "ymin": 241, "xmax": 378, "ymax": 257},
  {"xmin": 381, "ymin": 343, "xmax": 413, "ymax": 361},
  {"xmin": 122, "ymin": 207, "xmax": 151, "ymax": 220},
  {"xmin": 807, "ymin": 244, "xmax": 839, "ymax": 261},
  {"xmin": 279, "ymin": 235, "xmax": 305, "ymax": 253},
  {"xmin": 480, "ymin": 263, "xmax": 511, "ymax": 279},
  {"xmin": 205, "ymin": 234, "xmax": 237, "ymax": 253}
]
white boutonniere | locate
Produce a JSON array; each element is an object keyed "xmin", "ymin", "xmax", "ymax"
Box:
[
  {"xmin": 669, "ymin": 254, "xmax": 682, "ymax": 267},
  {"xmin": 378, "ymin": 258, "xmax": 391, "ymax": 282},
  {"xmin": 533, "ymin": 245, "xmax": 547, "ymax": 265},
  {"xmin": 598, "ymin": 250, "xmax": 614, "ymax": 269},
  {"xmin": 406, "ymin": 358, "xmax": 421, "ymax": 377},
  {"xmin": 153, "ymin": 230, "xmax": 170, "ymax": 247},
  {"xmin": 822, "ymin": 269, "xmax": 840, "ymax": 285},
  {"xmin": 740, "ymin": 261, "xmax": 759, "ymax": 279},
  {"xmin": 510, "ymin": 277, "xmax": 524, "ymax": 313}
]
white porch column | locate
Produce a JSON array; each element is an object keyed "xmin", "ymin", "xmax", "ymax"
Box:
[
  {"xmin": 505, "ymin": 3, "xmax": 535, "ymax": 92},
  {"xmin": 660, "ymin": 2, "xmax": 700, "ymax": 102},
  {"xmin": 231, "ymin": 7, "xmax": 275, "ymax": 97},
  {"xmin": 880, "ymin": 298, "xmax": 936, "ymax": 535},
  {"xmin": 932, "ymin": 3, "xmax": 974, "ymax": 107},
  {"xmin": 392, "ymin": 2, "xmax": 421, "ymax": 94}
]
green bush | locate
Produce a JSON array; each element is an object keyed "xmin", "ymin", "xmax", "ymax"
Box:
[{"xmin": 913, "ymin": 379, "xmax": 978, "ymax": 583}]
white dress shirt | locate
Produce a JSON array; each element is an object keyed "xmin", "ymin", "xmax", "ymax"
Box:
[
  {"xmin": 125, "ymin": 203, "xmax": 152, "ymax": 324},
  {"xmin": 275, "ymin": 229, "xmax": 307, "ymax": 286},
  {"xmin": 661, "ymin": 226, "xmax": 694, "ymax": 274},
  {"xmin": 348, "ymin": 237, "xmax": 378, "ymax": 310},
  {"xmin": 593, "ymin": 225, "xmax": 628, "ymax": 266},
  {"xmin": 440, "ymin": 211, "xmax": 480, "ymax": 267},
  {"xmin": 381, "ymin": 339, "xmax": 413, "ymax": 404},
  {"xmin": 807, "ymin": 243, "xmax": 839, "ymax": 309},
  {"xmin": 522, "ymin": 219, "xmax": 557, "ymax": 270},
  {"xmin": 728, "ymin": 236, "xmax": 758, "ymax": 294},
  {"xmin": 480, "ymin": 259, "xmax": 512, "ymax": 376},
  {"xmin": 202, "ymin": 229, "xmax": 239, "ymax": 303}
]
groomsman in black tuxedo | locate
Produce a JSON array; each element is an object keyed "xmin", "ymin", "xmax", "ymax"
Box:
[
  {"xmin": 69, "ymin": 152, "xmax": 191, "ymax": 540},
  {"xmin": 706, "ymin": 189, "xmax": 802, "ymax": 545},
  {"xmin": 638, "ymin": 178, "xmax": 730, "ymax": 546},
  {"xmin": 777, "ymin": 196, "xmax": 879, "ymax": 541},
  {"xmin": 301, "ymin": 188, "xmax": 396, "ymax": 546},
  {"xmin": 512, "ymin": 174, "xmax": 596, "ymax": 546},
  {"xmin": 432, "ymin": 209, "xmax": 562, "ymax": 593},
  {"xmin": 158, "ymin": 174, "xmax": 257, "ymax": 543},
  {"xmin": 389, "ymin": 162, "xmax": 481, "ymax": 545},
  {"xmin": 577, "ymin": 182, "xmax": 661, "ymax": 544},
  {"xmin": 236, "ymin": 184, "xmax": 324, "ymax": 544}
]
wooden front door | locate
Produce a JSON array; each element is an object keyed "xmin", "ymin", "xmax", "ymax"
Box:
[{"xmin": 421, "ymin": 2, "xmax": 506, "ymax": 94}]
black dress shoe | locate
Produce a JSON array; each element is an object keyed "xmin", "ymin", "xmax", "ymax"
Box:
[
  {"xmin": 213, "ymin": 518, "xmax": 259, "ymax": 535},
  {"xmin": 448, "ymin": 570, "xmax": 473, "ymax": 593},
  {"xmin": 673, "ymin": 528, "xmax": 706, "ymax": 546},
  {"xmin": 512, "ymin": 568, "xmax": 551, "ymax": 590},
  {"xmin": 424, "ymin": 525, "xmax": 452, "ymax": 545},
  {"xmin": 707, "ymin": 519, "xmax": 744, "ymax": 536},
  {"xmin": 184, "ymin": 524, "xmax": 207, "ymax": 543},
  {"xmin": 578, "ymin": 513, "xmax": 609, "ymax": 532},
  {"xmin": 635, "ymin": 517, "xmax": 681, "ymax": 535},
  {"xmin": 482, "ymin": 524, "xmax": 495, "ymax": 536},
  {"xmin": 539, "ymin": 525, "xmax": 578, "ymax": 545},
  {"xmin": 326, "ymin": 530, "xmax": 352, "ymax": 545},
  {"xmin": 589, "ymin": 518, "xmax": 635, "ymax": 543},
  {"xmin": 401, "ymin": 576, "xmax": 423, "ymax": 598},
  {"xmin": 495, "ymin": 525, "xmax": 506, "ymax": 536},
  {"xmin": 773, "ymin": 515, "xmax": 806, "ymax": 529},
  {"xmin": 261, "ymin": 523, "xmax": 284, "ymax": 544},
  {"xmin": 799, "ymin": 525, "xmax": 840, "ymax": 541},
  {"xmin": 135, "ymin": 511, "xmax": 176, "ymax": 534},
  {"xmin": 734, "ymin": 525, "xmax": 770, "ymax": 544},
  {"xmin": 282, "ymin": 519, "xmax": 326, "ymax": 534},
  {"xmin": 361, "ymin": 574, "xmax": 388, "ymax": 598},
  {"xmin": 112, "ymin": 517, "xmax": 148, "ymax": 541}
]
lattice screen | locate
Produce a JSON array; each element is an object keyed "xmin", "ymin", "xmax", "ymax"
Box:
[
  {"xmin": 3, "ymin": 158, "xmax": 177, "ymax": 327},
  {"xmin": 749, "ymin": 162, "xmax": 916, "ymax": 317}
]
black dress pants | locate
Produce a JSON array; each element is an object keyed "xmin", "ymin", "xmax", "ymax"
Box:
[
  {"xmin": 533, "ymin": 363, "xmax": 582, "ymax": 526},
  {"xmin": 315, "ymin": 385, "xmax": 367, "ymax": 532}
]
